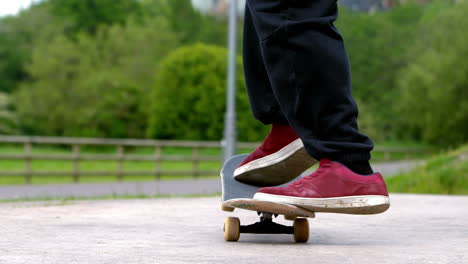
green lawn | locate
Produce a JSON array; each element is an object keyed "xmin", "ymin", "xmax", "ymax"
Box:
[
  {"xmin": 387, "ymin": 144, "xmax": 468, "ymax": 194},
  {"xmin": 0, "ymin": 193, "xmax": 221, "ymax": 203},
  {"xmin": 0, "ymin": 142, "xmax": 435, "ymax": 185},
  {"xmin": 0, "ymin": 144, "xmax": 227, "ymax": 184}
]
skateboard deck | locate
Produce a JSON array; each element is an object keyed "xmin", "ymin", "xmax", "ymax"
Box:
[
  {"xmin": 223, "ymin": 198, "xmax": 315, "ymax": 218},
  {"xmin": 221, "ymin": 154, "xmax": 315, "ymax": 243}
]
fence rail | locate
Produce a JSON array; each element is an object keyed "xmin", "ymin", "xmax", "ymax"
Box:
[{"xmin": 0, "ymin": 135, "xmax": 433, "ymax": 184}]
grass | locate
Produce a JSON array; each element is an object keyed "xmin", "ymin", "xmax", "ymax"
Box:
[
  {"xmin": 0, "ymin": 193, "xmax": 221, "ymax": 203},
  {"xmin": 371, "ymin": 140, "xmax": 435, "ymax": 161},
  {"xmin": 386, "ymin": 144, "xmax": 468, "ymax": 194},
  {"xmin": 0, "ymin": 144, "xmax": 227, "ymax": 185},
  {"xmin": 0, "ymin": 141, "xmax": 435, "ymax": 185}
]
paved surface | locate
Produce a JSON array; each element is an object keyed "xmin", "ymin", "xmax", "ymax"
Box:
[
  {"xmin": 1, "ymin": 194, "xmax": 467, "ymax": 264},
  {"xmin": 0, "ymin": 179, "xmax": 221, "ymax": 200},
  {"xmin": 0, "ymin": 161, "xmax": 421, "ymax": 200},
  {"xmin": 372, "ymin": 160, "xmax": 423, "ymax": 176}
]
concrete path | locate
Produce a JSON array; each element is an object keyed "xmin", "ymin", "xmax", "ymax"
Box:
[
  {"xmin": 0, "ymin": 160, "xmax": 421, "ymax": 200},
  {"xmin": 0, "ymin": 179, "xmax": 221, "ymax": 200},
  {"xmin": 1, "ymin": 194, "xmax": 467, "ymax": 264},
  {"xmin": 372, "ymin": 160, "xmax": 423, "ymax": 176}
]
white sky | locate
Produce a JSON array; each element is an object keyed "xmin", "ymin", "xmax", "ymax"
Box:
[{"xmin": 0, "ymin": 0, "xmax": 34, "ymax": 17}]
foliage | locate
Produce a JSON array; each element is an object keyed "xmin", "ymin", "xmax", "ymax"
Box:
[
  {"xmin": 0, "ymin": 92, "xmax": 17, "ymax": 134},
  {"xmin": 147, "ymin": 44, "xmax": 268, "ymax": 141},
  {"xmin": 48, "ymin": 0, "xmax": 141, "ymax": 35},
  {"xmin": 0, "ymin": 2, "xmax": 55, "ymax": 93},
  {"xmin": 336, "ymin": 2, "xmax": 467, "ymax": 147},
  {"xmin": 145, "ymin": 0, "xmax": 205, "ymax": 44},
  {"xmin": 0, "ymin": 0, "xmax": 466, "ymax": 147},
  {"xmin": 141, "ymin": 0, "xmax": 230, "ymax": 46},
  {"xmin": 337, "ymin": 4, "xmax": 425, "ymax": 141},
  {"xmin": 0, "ymin": 32, "xmax": 23, "ymax": 93},
  {"xmin": 386, "ymin": 144, "xmax": 468, "ymax": 194},
  {"xmin": 396, "ymin": 1, "xmax": 468, "ymax": 146},
  {"xmin": 15, "ymin": 18, "xmax": 178, "ymax": 138}
]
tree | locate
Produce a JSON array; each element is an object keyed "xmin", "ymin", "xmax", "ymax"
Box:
[
  {"xmin": 147, "ymin": 44, "xmax": 268, "ymax": 141},
  {"xmin": 49, "ymin": 0, "xmax": 141, "ymax": 34},
  {"xmin": 336, "ymin": 4, "xmax": 425, "ymax": 141},
  {"xmin": 0, "ymin": 33, "xmax": 24, "ymax": 93},
  {"xmin": 0, "ymin": 92, "xmax": 17, "ymax": 134},
  {"xmin": 141, "ymin": 0, "xmax": 230, "ymax": 46},
  {"xmin": 15, "ymin": 18, "xmax": 179, "ymax": 138},
  {"xmin": 397, "ymin": 1, "xmax": 468, "ymax": 146},
  {"xmin": 0, "ymin": 2, "xmax": 56, "ymax": 93}
]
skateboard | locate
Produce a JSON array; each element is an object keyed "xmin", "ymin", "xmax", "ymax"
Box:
[{"xmin": 221, "ymin": 154, "xmax": 315, "ymax": 243}]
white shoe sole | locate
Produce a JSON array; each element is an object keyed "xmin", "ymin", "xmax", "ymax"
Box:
[
  {"xmin": 233, "ymin": 139, "xmax": 317, "ymax": 186},
  {"xmin": 254, "ymin": 192, "xmax": 390, "ymax": 215}
]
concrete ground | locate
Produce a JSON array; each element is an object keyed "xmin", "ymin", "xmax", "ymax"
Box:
[
  {"xmin": 0, "ymin": 160, "xmax": 421, "ymax": 200},
  {"xmin": 1, "ymin": 194, "xmax": 467, "ymax": 264}
]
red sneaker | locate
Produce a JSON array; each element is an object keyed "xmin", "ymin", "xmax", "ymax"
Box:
[
  {"xmin": 253, "ymin": 159, "xmax": 390, "ymax": 214},
  {"xmin": 234, "ymin": 123, "xmax": 317, "ymax": 186}
]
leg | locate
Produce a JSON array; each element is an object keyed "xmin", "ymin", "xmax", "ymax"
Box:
[
  {"xmin": 249, "ymin": 0, "xmax": 390, "ymax": 214},
  {"xmin": 233, "ymin": 4, "xmax": 317, "ymax": 186},
  {"xmin": 243, "ymin": 4, "xmax": 287, "ymax": 125},
  {"xmin": 246, "ymin": 0, "xmax": 374, "ymax": 166}
]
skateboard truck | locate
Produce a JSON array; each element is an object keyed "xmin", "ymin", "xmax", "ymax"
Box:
[
  {"xmin": 224, "ymin": 211, "xmax": 309, "ymax": 242},
  {"xmin": 239, "ymin": 213, "xmax": 294, "ymax": 234}
]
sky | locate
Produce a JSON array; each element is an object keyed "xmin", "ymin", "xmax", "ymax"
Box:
[{"xmin": 0, "ymin": 0, "xmax": 34, "ymax": 17}]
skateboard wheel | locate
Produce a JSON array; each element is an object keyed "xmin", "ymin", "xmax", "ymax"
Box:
[
  {"xmin": 221, "ymin": 204, "xmax": 235, "ymax": 212},
  {"xmin": 224, "ymin": 217, "xmax": 240, "ymax": 242},
  {"xmin": 293, "ymin": 218, "xmax": 309, "ymax": 243}
]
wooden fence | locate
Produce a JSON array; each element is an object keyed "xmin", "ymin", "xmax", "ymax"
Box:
[{"xmin": 0, "ymin": 135, "xmax": 432, "ymax": 184}]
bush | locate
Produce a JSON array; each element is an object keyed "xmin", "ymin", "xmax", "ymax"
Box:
[
  {"xmin": 147, "ymin": 44, "xmax": 268, "ymax": 141},
  {"xmin": 386, "ymin": 144, "xmax": 468, "ymax": 194},
  {"xmin": 337, "ymin": 5, "xmax": 425, "ymax": 142},
  {"xmin": 396, "ymin": 1, "xmax": 468, "ymax": 146},
  {"xmin": 15, "ymin": 18, "xmax": 178, "ymax": 138},
  {"xmin": 49, "ymin": 0, "xmax": 141, "ymax": 35},
  {"xmin": 0, "ymin": 92, "xmax": 17, "ymax": 134}
]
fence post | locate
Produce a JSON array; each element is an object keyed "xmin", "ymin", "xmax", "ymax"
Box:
[
  {"xmin": 24, "ymin": 142, "xmax": 32, "ymax": 184},
  {"xmin": 154, "ymin": 146, "xmax": 161, "ymax": 180},
  {"xmin": 72, "ymin": 145, "xmax": 80, "ymax": 183},
  {"xmin": 405, "ymin": 152, "xmax": 410, "ymax": 160},
  {"xmin": 117, "ymin": 145, "xmax": 124, "ymax": 181},
  {"xmin": 192, "ymin": 147, "xmax": 200, "ymax": 178}
]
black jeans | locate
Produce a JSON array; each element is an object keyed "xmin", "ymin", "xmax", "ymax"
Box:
[{"xmin": 243, "ymin": 0, "xmax": 374, "ymax": 162}]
